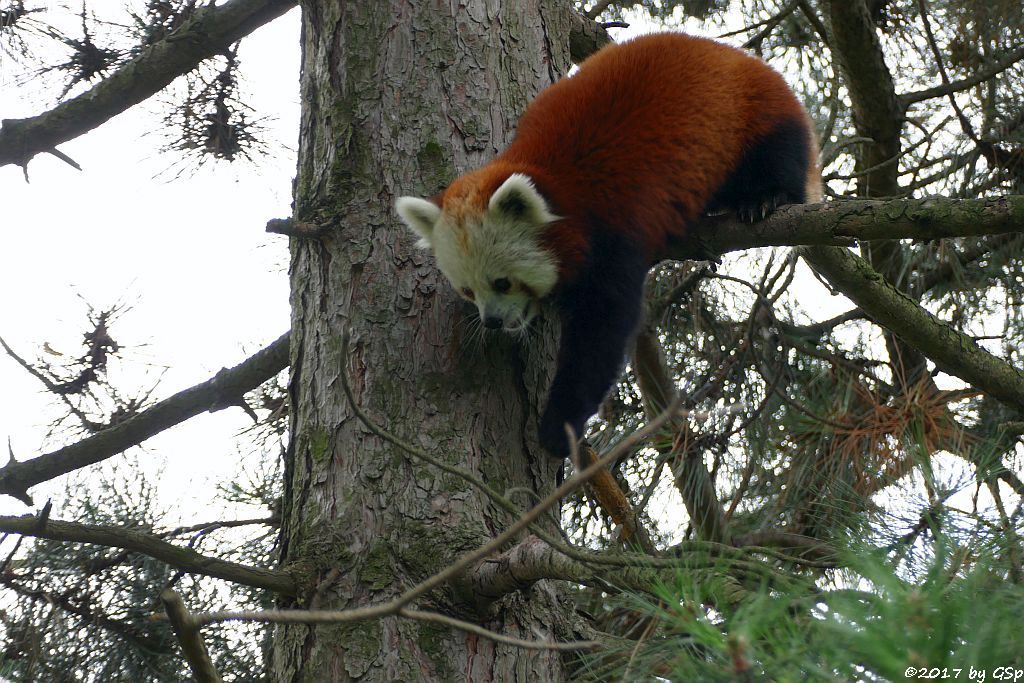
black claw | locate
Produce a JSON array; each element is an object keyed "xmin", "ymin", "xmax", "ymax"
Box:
[{"xmin": 735, "ymin": 192, "xmax": 793, "ymax": 224}]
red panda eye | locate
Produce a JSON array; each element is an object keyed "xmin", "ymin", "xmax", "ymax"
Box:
[
  {"xmin": 493, "ymin": 278, "xmax": 511, "ymax": 293},
  {"xmin": 461, "ymin": 287, "xmax": 475, "ymax": 300}
]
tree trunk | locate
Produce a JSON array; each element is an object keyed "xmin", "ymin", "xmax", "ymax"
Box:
[{"xmin": 274, "ymin": 2, "xmax": 581, "ymax": 680}]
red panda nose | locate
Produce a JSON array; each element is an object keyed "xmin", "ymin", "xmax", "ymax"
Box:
[{"xmin": 483, "ymin": 316, "xmax": 503, "ymax": 330}]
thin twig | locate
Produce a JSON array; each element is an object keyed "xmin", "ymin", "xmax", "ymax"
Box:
[
  {"xmin": 902, "ymin": 43, "xmax": 1024, "ymax": 107},
  {"xmin": 715, "ymin": 0, "xmax": 799, "ymax": 42},
  {"xmin": 915, "ymin": 0, "xmax": 980, "ymax": 143},
  {"xmin": 399, "ymin": 608, "xmax": 599, "ymax": 651}
]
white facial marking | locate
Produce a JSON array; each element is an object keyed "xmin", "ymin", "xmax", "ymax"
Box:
[{"xmin": 395, "ymin": 174, "xmax": 560, "ymax": 332}]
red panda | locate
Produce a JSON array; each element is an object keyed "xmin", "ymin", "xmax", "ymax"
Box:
[{"xmin": 397, "ymin": 32, "xmax": 821, "ymax": 458}]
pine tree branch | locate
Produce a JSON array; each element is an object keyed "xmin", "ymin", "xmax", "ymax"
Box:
[
  {"xmin": 0, "ymin": 573, "xmax": 172, "ymax": 655},
  {"xmin": 578, "ymin": 442, "xmax": 655, "ymax": 552},
  {"xmin": 733, "ymin": 530, "xmax": 840, "ymax": 564},
  {"xmin": 466, "ymin": 534, "xmax": 670, "ymax": 599},
  {"xmin": 161, "ymin": 589, "xmax": 224, "ymax": 683},
  {"xmin": 799, "ymin": 245, "xmax": 1024, "ymax": 412},
  {"xmin": 569, "ymin": 10, "xmax": 613, "ymax": 63},
  {"xmin": 827, "ymin": 0, "xmax": 903, "ymax": 197},
  {"xmin": 677, "ymin": 195, "xmax": 1024, "ymax": 258},
  {"xmin": 175, "ymin": 387, "xmax": 685, "ymax": 646},
  {"xmin": 0, "ymin": 0, "xmax": 296, "ymax": 169},
  {"xmin": 0, "ymin": 333, "xmax": 289, "ymax": 504},
  {"xmin": 901, "ymin": 44, "xmax": 1024, "ymax": 108},
  {"xmin": 777, "ymin": 309, "xmax": 865, "ymax": 339},
  {"xmin": 0, "ymin": 514, "xmax": 297, "ymax": 595}
]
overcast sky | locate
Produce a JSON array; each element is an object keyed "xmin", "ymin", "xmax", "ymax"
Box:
[{"xmin": 0, "ymin": 8, "xmax": 301, "ymax": 522}]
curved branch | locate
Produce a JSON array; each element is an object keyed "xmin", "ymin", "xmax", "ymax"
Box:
[
  {"xmin": 799, "ymin": 245, "xmax": 1024, "ymax": 411},
  {"xmin": 0, "ymin": 333, "xmax": 289, "ymax": 504},
  {"xmin": 466, "ymin": 534, "xmax": 665, "ymax": 599},
  {"xmin": 0, "ymin": 514, "xmax": 297, "ymax": 595},
  {"xmin": 901, "ymin": 44, "xmax": 1024, "ymax": 108},
  {"xmin": 0, "ymin": 0, "xmax": 297, "ymax": 169}
]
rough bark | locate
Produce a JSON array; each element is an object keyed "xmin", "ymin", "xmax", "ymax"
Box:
[
  {"xmin": 275, "ymin": 2, "xmax": 583, "ymax": 681},
  {"xmin": 682, "ymin": 195, "xmax": 1024, "ymax": 257}
]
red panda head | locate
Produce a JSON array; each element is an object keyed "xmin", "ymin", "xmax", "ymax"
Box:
[{"xmin": 396, "ymin": 173, "xmax": 560, "ymax": 333}]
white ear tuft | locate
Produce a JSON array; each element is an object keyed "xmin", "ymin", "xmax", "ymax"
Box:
[
  {"xmin": 488, "ymin": 173, "xmax": 559, "ymax": 227},
  {"xmin": 395, "ymin": 196, "xmax": 442, "ymax": 248}
]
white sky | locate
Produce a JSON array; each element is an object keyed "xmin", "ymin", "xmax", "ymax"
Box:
[{"xmin": 0, "ymin": 8, "xmax": 301, "ymax": 521}]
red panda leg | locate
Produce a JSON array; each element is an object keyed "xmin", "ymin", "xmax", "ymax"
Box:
[
  {"xmin": 707, "ymin": 117, "xmax": 814, "ymax": 222},
  {"xmin": 539, "ymin": 231, "xmax": 648, "ymax": 458}
]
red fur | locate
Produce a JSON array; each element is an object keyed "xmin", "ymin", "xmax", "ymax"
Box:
[{"xmin": 440, "ymin": 32, "xmax": 819, "ymax": 279}]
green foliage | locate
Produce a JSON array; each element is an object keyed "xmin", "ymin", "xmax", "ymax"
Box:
[
  {"xmin": 578, "ymin": 543, "xmax": 1024, "ymax": 681},
  {"xmin": 0, "ymin": 458, "xmax": 279, "ymax": 682}
]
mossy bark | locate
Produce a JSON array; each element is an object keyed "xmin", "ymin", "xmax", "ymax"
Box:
[{"xmin": 274, "ymin": 2, "xmax": 582, "ymax": 680}]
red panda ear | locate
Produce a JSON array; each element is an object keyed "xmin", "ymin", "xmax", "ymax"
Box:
[
  {"xmin": 488, "ymin": 173, "xmax": 559, "ymax": 229},
  {"xmin": 395, "ymin": 196, "xmax": 442, "ymax": 248}
]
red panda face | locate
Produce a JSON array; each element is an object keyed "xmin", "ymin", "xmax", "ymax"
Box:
[{"xmin": 396, "ymin": 173, "xmax": 560, "ymax": 333}]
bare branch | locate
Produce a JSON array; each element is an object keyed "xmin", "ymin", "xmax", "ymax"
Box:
[
  {"xmin": 777, "ymin": 309, "xmax": 865, "ymax": 339},
  {"xmin": 0, "ymin": 0, "xmax": 296, "ymax": 169},
  {"xmin": 914, "ymin": 0, "xmax": 980, "ymax": 143},
  {"xmin": 265, "ymin": 217, "xmax": 329, "ymax": 238},
  {"xmin": 827, "ymin": 0, "xmax": 903, "ymax": 197},
  {"xmin": 797, "ymin": 0, "xmax": 830, "ymax": 47},
  {"xmin": 633, "ymin": 329, "xmax": 731, "ymax": 543},
  {"xmin": 397, "ymin": 609, "xmax": 599, "ymax": 651},
  {"xmin": 0, "ymin": 514, "xmax": 297, "ymax": 595},
  {"xmin": 901, "ymin": 44, "xmax": 1024, "ymax": 108},
  {"xmin": 161, "ymin": 590, "xmax": 224, "ymax": 683},
  {"xmin": 463, "ymin": 534, "xmax": 684, "ymax": 600},
  {"xmin": 733, "ymin": 530, "xmax": 840, "ymax": 564},
  {"xmin": 186, "ymin": 340, "xmax": 684, "ymax": 643},
  {"xmin": 578, "ymin": 442, "xmax": 655, "ymax": 552},
  {"xmin": 176, "ymin": 601, "xmax": 601, "ymax": 651},
  {"xmin": 716, "ymin": 1, "xmax": 800, "ymax": 41},
  {"xmin": 164, "ymin": 515, "xmax": 279, "ymax": 539},
  {"xmin": 0, "ymin": 333, "xmax": 288, "ymax": 503}
]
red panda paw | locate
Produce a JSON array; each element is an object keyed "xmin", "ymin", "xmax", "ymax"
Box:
[{"xmin": 735, "ymin": 191, "xmax": 796, "ymax": 223}]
